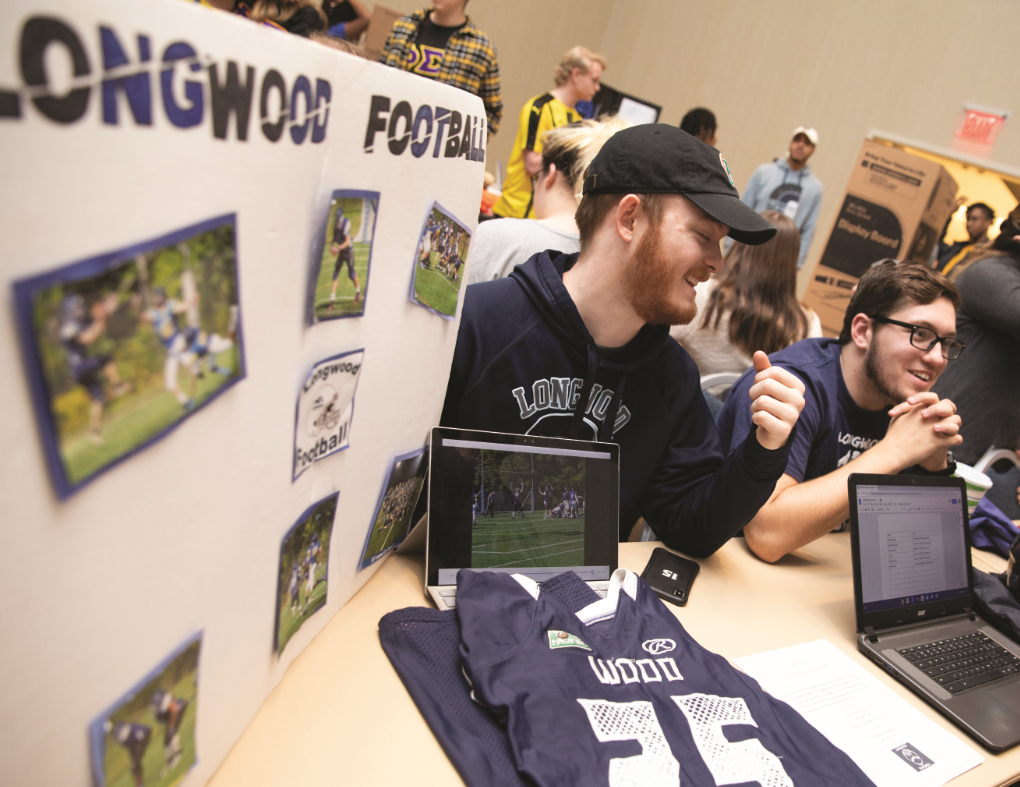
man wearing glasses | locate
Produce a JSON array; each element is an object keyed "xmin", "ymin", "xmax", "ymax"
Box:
[{"xmin": 717, "ymin": 261, "xmax": 964, "ymax": 563}]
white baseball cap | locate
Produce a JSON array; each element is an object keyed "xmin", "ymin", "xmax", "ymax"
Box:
[{"xmin": 792, "ymin": 126, "xmax": 819, "ymax": 146}]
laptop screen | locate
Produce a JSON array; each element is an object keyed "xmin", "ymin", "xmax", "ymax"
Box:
[
  {"xmin": 427, "ymin": 429, "xmax": 619, "ymax": 587},
  {"xmin": 855, "ymin": 482, "xmax": 970, "ymax": 614}
]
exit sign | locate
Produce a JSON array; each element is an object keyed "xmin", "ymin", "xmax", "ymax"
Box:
[{"xmin": 953, "ymin": 104, "xmax": 1009, "ymax": 156}]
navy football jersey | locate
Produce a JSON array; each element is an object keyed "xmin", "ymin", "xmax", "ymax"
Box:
[{"xmin": 457, "ymin": 569, "xmax": 876, "ymax": 787}]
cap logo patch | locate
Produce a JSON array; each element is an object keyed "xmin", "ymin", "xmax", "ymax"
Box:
[{"xmin": 719, "ymin": 153, "xmax": 735, "ymax": 187}]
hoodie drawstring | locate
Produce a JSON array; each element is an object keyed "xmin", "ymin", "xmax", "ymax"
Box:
[
  {"xmin": 569, "ymin": 345, "xmax": 600, "ymax": 440},
  {"xmin": 598, "ymin": 373, "xmax": 627, "ymax": 443}
]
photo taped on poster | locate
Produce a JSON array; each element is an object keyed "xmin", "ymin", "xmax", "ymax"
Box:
[
  {"xmin": 310, "ymin": 190, "xmax": 379, "ymax": 322},
  {"xmin": 408, "ymin": 200, "xmax": 471, "ymax": 320},
  {"xmin": 292, "ymin": 349, "xmax": 364, "ymax": 479},
  {"xmin": 88, "ymin": 632, "xmax": 202, "ymax": 787},
  {"xmin": 358, "ymin": 446, "xmax": 428, "ymax": 571},
  {"xmin": 12, "ymin": 214, "xmax": 245, "ymax": 499},
  {"xmin": 273, "ymin": 493, "xmax": 338, "ymax": 653}
]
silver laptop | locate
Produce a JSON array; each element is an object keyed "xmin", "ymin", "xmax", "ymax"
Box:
[
  {"xmin": 849, "ymin": 473, "xmax": 1020, "ymax": 751},
  {"xmin": 425, "ymin": 426, "xmax": 620, "ymax": 610}
]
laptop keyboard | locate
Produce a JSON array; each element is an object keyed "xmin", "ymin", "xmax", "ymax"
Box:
[
  {"xmin": 899, "ymin": 631, "xmax": 1020, "ymax": 694},
  {"xmin": 437, "ymin": 581, "xmax": 610, "ymax": 610}
]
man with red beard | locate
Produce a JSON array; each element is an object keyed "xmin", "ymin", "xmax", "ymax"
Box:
[
  {"xmin": 441, "ymin": 124, "xmax": 806, "ymax": 555},
  {"xmin": 718, "ymin": 261, "xmax": 963, "ymax": 563}
]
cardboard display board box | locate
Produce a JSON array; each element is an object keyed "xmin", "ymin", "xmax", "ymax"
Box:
[
  {"xmin": 364, "ymin": 5, "xmax": 403, "ymax": 62},
  {"xmin": 804, "ymin": 140, "xmax": 958, "ymax": 336}
]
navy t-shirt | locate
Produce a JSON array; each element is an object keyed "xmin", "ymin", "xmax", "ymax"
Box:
[{"xmin": 717, "ymin": 338, "xmax": 890, "ymax": 483}]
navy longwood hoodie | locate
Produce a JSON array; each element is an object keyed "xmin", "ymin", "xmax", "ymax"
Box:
[{"xmin": 441, "ymin": 250, "xmax": 791, "ymax": 556}]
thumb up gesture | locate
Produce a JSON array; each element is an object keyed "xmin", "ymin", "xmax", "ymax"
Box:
[{"xmin": 748, "ymin": 351, "xmax": 806, "ymax": 451}]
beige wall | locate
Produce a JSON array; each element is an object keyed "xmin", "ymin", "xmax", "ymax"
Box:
[
  {"xmin": 590, "ymin": 0, "xmax": 1020, "ymax": 292},
  {"xmin": 373, "ymin": 1, "xmax": 1020, "ymax": 288}
]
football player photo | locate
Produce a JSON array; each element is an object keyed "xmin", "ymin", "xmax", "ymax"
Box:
[
  {"xmin": 13, "ymin": 215, "xmax": 244, "ymax": 498},
  {"xmin": 310, "ymin": 190, "xmax": 379, "ymax": 321},
  {"xmin": 274, "ymin": 493, "xmax": 338, "ymax": 654},
  {"xmin": 358, "ymin": 447, "xmax": 427, "ymax": 571},
  {"xmin": 409, "ymin": 201, "xmax": 472, "ymax": 320},
  {"xmin": 89, "ymin": 634, "xmax": 202, "ymax": 787}
]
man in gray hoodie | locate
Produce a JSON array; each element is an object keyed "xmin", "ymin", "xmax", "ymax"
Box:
[{"xmin": 739, "ymin": 126, "xmax": 823, "ymax": 268}]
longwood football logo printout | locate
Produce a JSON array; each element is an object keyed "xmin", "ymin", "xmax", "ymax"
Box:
[{"xmin": 293, "ymin": 350, "xmax": 363, "ymax": 479}]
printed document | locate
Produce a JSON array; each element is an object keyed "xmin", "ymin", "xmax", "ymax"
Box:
[{"xmin": 734, "ymin": 639, "xmax": 982, "ymax": 787}]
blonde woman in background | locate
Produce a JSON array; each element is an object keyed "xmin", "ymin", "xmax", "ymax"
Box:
[
  {"xmin": 468, "ymin": 116, "xmax": 628, "ymax": 284},
  {"xmin": 671, "ymin": 210, "xmax": 821, "ymax": 379}
]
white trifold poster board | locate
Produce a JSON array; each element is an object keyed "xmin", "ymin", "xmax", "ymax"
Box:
[{"xmin": 0, "ymin": 0, "xmax": 485, "ymax": 785}]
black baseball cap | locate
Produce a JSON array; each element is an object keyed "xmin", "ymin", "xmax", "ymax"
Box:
[{"xmin": 581, "ymin": 124, "xmax": 777, "ymax": 245}]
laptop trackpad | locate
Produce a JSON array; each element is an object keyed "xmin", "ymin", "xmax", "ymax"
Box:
[
  {"xmin": 954, "ymin": 680, "xmax": 1020, "ymax": 750},
  {"xmin": 991, "ymin": 681, "xmax": 1020, "ymax": 712}
]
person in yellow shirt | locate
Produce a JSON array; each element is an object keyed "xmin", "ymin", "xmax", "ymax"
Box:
[{"xmin": 493, "ymin": 46, "xmax": 606, "ymax": 219}]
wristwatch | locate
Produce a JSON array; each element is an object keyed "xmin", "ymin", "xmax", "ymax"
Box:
[{"xmin": 916, "ymin": 449, "xmax": 956, "ymax": 476}]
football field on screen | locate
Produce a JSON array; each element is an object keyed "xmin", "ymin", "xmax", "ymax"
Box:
[{"xmin": 470, "ymin": 513, "xmax": 585, "ymax": 569}]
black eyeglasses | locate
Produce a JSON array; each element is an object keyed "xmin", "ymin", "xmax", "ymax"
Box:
[{"xmin": 869, "ymin": 316, "xmax": 966, "ymax": 360}]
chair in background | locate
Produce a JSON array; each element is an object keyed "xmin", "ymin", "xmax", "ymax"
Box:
[
  {"xmin": 974, "ymin": 447, "xmax": 1020, "ymax": 521},
  {"xmin": 700, "ymin": 371, "xmax": 742, "ymax": 420},
  {"xmin": 975, "ymin": 448, "xmax": 1020, "ymax": 475}
]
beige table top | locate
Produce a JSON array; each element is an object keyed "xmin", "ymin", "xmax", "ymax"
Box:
[{"xmin": 208, "ymin": 536, "xmax": 1020, "ymax": 787}]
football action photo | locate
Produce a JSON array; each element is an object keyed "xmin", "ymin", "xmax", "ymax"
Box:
[
  {"xmin": 89, "ymin": 634, "xmax": 202, "ymax": 787},
  {"xmin": 358, "ymin": 447, "xmax": 428, "ymax": 571},
  {"xmin": 274, "ymin": 493, "xmax": 338, "ymax": 654},
  {"xmin": 310, "ymin": 190, "xmax": 378, "ymax": 321},
  {"xmin": 13, "ymin": 215, "xmax": 244, "ymax": 498},
  {"xmin": 409, "ymin": 201, "xmax": 471, "ymax": 319},
  {"xmin": 471, "ymin": 449, "xmax": 586, "ymax": 570}
]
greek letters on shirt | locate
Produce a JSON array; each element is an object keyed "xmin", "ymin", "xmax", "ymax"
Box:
[
  {"xmin": 405, "ymin": 44, "xmax": 445, "ymax": 77},
  {"xmin": 510, "ymin": 377, "xmax": 631, "ymax": 437}
]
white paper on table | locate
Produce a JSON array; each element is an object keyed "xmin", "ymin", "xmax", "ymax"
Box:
[{"xmin": 734, "ymin": 639, "xmax": 983, "ymax": 787}]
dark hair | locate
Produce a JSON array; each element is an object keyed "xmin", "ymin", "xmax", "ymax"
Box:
[
  {"xmin": 679, "ymin": 108, "xmax": 716, "ymax": 139},
  {"xmin": 991, "ymin": 213, "xmax": 1020, "ymax": 257},
  {"xmin": 838, "ymin": 261, "xmax": 961, "ymax": 344},
  {"xmin": 701, "ymin": 211, "xmax": 807, "ymax": 356},
  {"xmin": 575, "ymin": 191, "xmax": 667, "ymax": 249},
  {"xmin": 966, "ymin": 202, "xmax": 995, "ymax": 221}
]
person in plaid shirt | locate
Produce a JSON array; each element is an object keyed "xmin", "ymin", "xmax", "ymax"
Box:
[{"xmin": 379, "ymin": 0, "xmax": 502, "ymax": 136}]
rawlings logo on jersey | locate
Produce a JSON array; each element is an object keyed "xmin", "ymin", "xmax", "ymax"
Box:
[
  {"xmin": 547, "ymin": 630, "xmax": 591, "ymax": 651},
  {"xmin": 641, "ymin": 638, "xmax": 676, "ymax": 655}
]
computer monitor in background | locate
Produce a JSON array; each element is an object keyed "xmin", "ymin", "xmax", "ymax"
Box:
[{"xmin": 590, "ymin": 83, "xmax": 661, "ymax": 126}]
